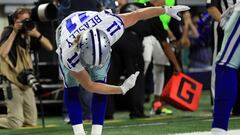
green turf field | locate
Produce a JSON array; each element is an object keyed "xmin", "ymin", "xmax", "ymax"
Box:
[{"xmin": 0, "ymin": 90, "xmax": 239, "ymax": 135}]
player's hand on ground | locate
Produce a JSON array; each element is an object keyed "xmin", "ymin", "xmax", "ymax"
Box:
[
  {"xmin": 164, "ymin": 5, "xmax": 190, "ymax": 21},
  {"xmin": 120, "ymin": 71, "xmax": 140, "ymax": 95}
]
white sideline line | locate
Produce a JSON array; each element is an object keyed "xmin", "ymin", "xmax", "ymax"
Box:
[
  {"xmin": 171, "ymin": 129, "xmax": 240, "ymax": 135},
  {"xmin": 204, "ymin": 117, "xmax": 240, "ymax": 122},
  {"xmin": 104, "ymin": 117, "xmax": 240, "ymax": 134}
]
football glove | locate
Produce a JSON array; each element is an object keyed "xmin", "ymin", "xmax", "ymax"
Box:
[
  {"xmin": 164, "ymin": 5, "xmax": 190, "ymax": 21},
  {"xmin": 120, "ymin": 71, "xmax": 140, "ymax": 95}
]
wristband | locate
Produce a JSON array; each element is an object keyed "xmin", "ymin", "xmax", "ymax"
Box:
[{"xmin": 120, "ymin": 85, "xmax": 127, "ymax": 95}]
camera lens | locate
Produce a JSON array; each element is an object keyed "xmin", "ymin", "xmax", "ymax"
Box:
[
  {"xmin": 27, "ymin": 74, "xmax": 41, "ymax": 91},
  {"xmin": 22, "ymin": 19, "xmax": 35, "ymax": 31}
]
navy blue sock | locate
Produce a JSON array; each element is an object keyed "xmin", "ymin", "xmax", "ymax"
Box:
[
  {"xmin": 64, "ymin": 86, "xmax": 83, "ymax": 125},
  {"xmin": 91, "ymin": 80, "xmax": 107, "ymax": 125},
  {"xmin": 212, "ymin": 65, "xmax": 238, "ymax": 130}
]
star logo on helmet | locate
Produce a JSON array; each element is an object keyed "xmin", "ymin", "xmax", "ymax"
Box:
[{"xmin": 79, "ymin": 42, "xmax": 84, "ymax": 48}]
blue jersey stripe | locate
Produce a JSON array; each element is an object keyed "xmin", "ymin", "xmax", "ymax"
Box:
[
  {"xmin": 218, "ymin": 16, "xmax": 240, "ymax": 63},
  {"xmin": 224, "ymin": 36, "xmax": 240, "ymax": 66},
  {"xmin": 90, "ymin": 29, "xmax": 96, "ymax": 65},
  {"xmin": 96, "ymin": 29, "xmax": 102, "ymax": 65}
]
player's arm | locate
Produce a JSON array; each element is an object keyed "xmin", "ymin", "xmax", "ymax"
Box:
[
  {"xmin": 70, "ymin": 70, "xmax": 122, "ymax": 94},
  {"xmin": 206, "ymin": 0, "xmax": 221, "ymax": 22},
  {"xmin": 119, "ymin": 5, "xmax": 190, "ymax": 28},
  {"xmin": 153, "ymin": 19, "xmax": 182, "ymax": 73},
  {"xmin": 207, "ymin": 6, "xmax": 221, "ymax": 22},
  {"xmin": 119, "ymin": 7, "xmax": 165, "ymax": 28},
  {"xmin": 70, "ymin": 70, "xmax": 139, "ymax": 95},
  {"xmin": 161, "ymin": 41, "xmax": 182, "ymax": 73},
  {"xmin": 28, "ymin": 27, "xmax": 53, "ymax": 51},
  {"xmin": 0, "ymin": 27, "xmax": 17, "ymax": 58}
]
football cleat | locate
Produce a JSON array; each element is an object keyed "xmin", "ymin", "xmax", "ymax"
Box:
[{"xmin": 150, "ymin": 101, "xmax": 173, "ymax": 115}]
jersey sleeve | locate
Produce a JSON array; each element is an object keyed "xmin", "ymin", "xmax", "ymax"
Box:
[
  {"xmin": 58, "ymin": 45, "xmax": 85, "ymax": 72},
  {"xmin": 97, "ymin": 10, "xmax": 125, "ymax": 46}
]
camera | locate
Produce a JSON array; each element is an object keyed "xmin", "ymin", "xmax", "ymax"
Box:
[
  {"xmin": 31, "ymin": 3, "xmax": 58, "ymax": 22},
  {"xmin": 17, "ymin": 69, "xmax": 42, "ymax": 93},
  {"xmin": 21, "ymin": 18, "xmax": 35, "ymax": 32},
  {"xmin": 8, "ymin": 2, "xmax": 58, "ymax": 30}
]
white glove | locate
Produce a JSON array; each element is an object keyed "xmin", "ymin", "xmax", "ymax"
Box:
[
  {"xmin": 120, "ymin": 71, "xmax": 140, "ymax": 95},
  {"xmin": 164, "ymin": 5, "xmax": 190, "ymax": 21}
]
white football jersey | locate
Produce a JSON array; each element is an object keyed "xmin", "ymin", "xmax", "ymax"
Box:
[{"xmin": 56, "ymin": 10, "xmax": 125, "ymax": 72}]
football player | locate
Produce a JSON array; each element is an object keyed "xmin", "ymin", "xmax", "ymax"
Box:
[
  {"xmin": 56, "ymin": 5, "xmax": 190, "ymax": 135},
  {"xmin": 211, "ymin": 2, "xmax": 240, "ymax": 135}
]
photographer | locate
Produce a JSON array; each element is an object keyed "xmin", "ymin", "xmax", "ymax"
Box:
[{"xmin": 0, "ymin": 7, "xmax": 53, "ymax": 128}]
